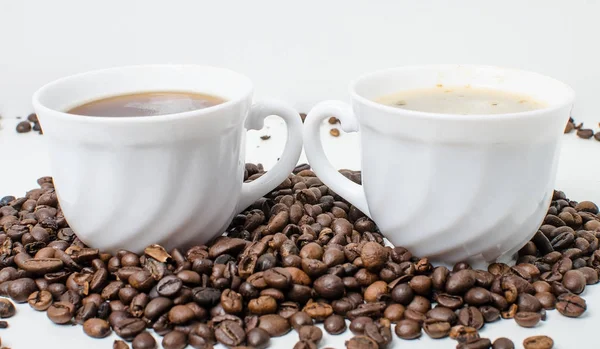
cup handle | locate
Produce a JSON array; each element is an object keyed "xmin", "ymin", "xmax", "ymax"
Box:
[
  {"xmin": 303, "ymin": 100, "xmax": 371, "ymax": 217},
  {"xmin": 237, "ymin": 100, "xmax": 304, "ymax": 212}
]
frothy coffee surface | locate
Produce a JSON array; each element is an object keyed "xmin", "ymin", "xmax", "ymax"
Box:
[
  {"xmin": 67, "ymin": 91, "xmax": 226, "ymax": 117},
  {"xmin": 375, "ymin": 86, "xmax": 546, "ymax": 115}
]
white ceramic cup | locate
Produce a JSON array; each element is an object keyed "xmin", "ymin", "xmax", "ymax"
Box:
[
  {"xmin": 32, "ymin": 65, "xmax": 303, "ymax": 253},
  {"xmin": 304, "ymin": 65, "xmax": 575, "ymax": 266}
]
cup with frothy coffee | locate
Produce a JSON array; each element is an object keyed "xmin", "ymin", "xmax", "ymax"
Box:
[
  {"xmin": 304, "ymin": 65, "xmax": 575, "ymax": 266},
  {"xmin": 33, "ymin": 65, "xmax": 303, "ymax": 253}
]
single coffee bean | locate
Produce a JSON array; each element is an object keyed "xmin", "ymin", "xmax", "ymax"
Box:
[
  {"xmin": 156, "ymin": 275, "xmax": 183, "ymax": 297},
  {"xmin": 446, "ymin": 270, "xmax": 476, "ymax": 294},
  {"xmin": 427, "ymin": 306, "xmax": 457, "ymax": 324},
  {"xmin": 0, "ymin": 298, "xmax": 16, "ymax": 318},
  {"xmin": 220, "ymin": 289, "xmax": 243, "ymax": 314},
  {"xmin": 363, "ymin": 281, "xmax": 388, "ymax": 302},
  {"xmin": 383, "ymin": 303, "xmax": 405, "ymax": 322},
  {"xmin": 492, "ymin": 337, "xmax": 515, "ymax": 349},
  {"xmin": 578, "ymin": 267, "xmax": 599, "ymax": 285},
  {"xmin": 28, "ymin": 290, "xmax": 53, "ymax": 311},
  {"xmin": 532, "ymin": 281, "xmax": 552, "ymax": 294},
  {"xmin": 8, "ymin": 278, "xmax": 38, "ymax": 303},
  {"xmin": 523, "ymin": 335, "xmax": 554, "ymax": 349},
  {"xmin": 409, "ymin": 275, "xmax": 432, "ymax": 295},
  {"xmin": 294, "ymin": 340, "xmax": 317, "ymax": 349},
  {"xmin": 345, "ymin": 335, "xmax": 378, "ymax": 349},
  {"xmin": 47, "ymin": 301, "xmax": 75, "ymax": 324},
  {"xmin": 83, "ymin": 318, "xmax": 112, "ymax": 338},
  {"xmin": 284, "ymin": 308, "xmax": 312, "ymax": 329},
  {"xmin": 264, "ymin": 267, "xmax": 292, "ymax": 289},
  {"xmin": 349, "ymin": 316, "xmax": 373, "ymax": 335},
  {"xmin": 479, "ymin": 305, "xmax": 500, "ymax": 323},
  {"xmin": 436, "ymin": 293, "xmax": 464, "ymax": 310},
  {"xmin": 258, "ymin": 314, "xmax": 291, "ymax": 337},
  {"xmin": 449, "ymin": 325, "xmax": 479, "ymax": 343},
  {"xmin": 324, "ymin": 314, "xmax": 346, "ymax": 334},
  {"xmin": 113, "ymin": 340, "xmax": 129, "ymax": 349},
  {"xmin": 246, "ymin": 327, "xmax": 270, "ymax": 349},
  {"xmin": 458, "ymin": 306, "xmax": 484, "ymax": 329},
  {"xmin": 391, "ymin": 283, "xmax": 414, "ymax": 305},
  {"xmin": 16, "ymin": 121, "xmax": 32, "ymax": 133},
  {"xmin": 162, "ymin": 330, "xmax": 188, "ymax": 349},
  {"xmin": 132, "ymin": 331, "xmax": 157, "ymax": 349},
  {"xmin": 313, "ymin": 274, "xmax": 345, "ymax": 299},
  {"xmin": 215, "ymin": 320, "xmax": 245, "ymax": 346},
  {"xmin": 298, "ymin": 325, "xmax": 322, "ymax": 343},
  {"xmin": 423, "ymin": 318, "xmax": 451, "ymax": 339},
  {"xmin": 394, "ymin": 319, "xmax": 422, "ymax": 339},
  {"xmin": 535, "ymin": 291, "xmax": 557, "ymax": 310},
  {"xmin": 514, "ymin": 311, "xmax": 541, "ymax": 328},
  {"xmin": 407, "ymin": 295, "xmax": 431, "ymax": 313},
  {"xmin": 188, "ymin": 323, "xmax": 215, "ymax": 348},
  {"xmin": 562, "ymin": 269, "xmax": 586, "ymax": 294},
  {"xmin": 303, "ymin": 301, "xmax": 333, "ymax": 321},
  {"xmin": 556, "ymin": 293, "xmax": 586, "ymax": 317},
  {"xmin": 75, "ymin": 302, "xmax": 98, "ymax": 325},
  {"xmin": 144, "ymin": 297, "xmax": 174, "ymax": 320},
  {"xmin": 248, "ymin": 295, "xmax": 277, "ymax": 315},
  {"xmin": 114, "ymin": 317, "xmax": 147, "ymax": 341},
  {"xmin": 457, "ymin": 338, "xmax": 492, "ymax": 349},
  {"xmin": 360, "ymin": 242, "xmax": 388, "ymax": 271},
  {"xmin": 169, "ymin": 305, "xmax": 196, "ymax": 324},
  {"xmin": 363, "ymin": 321, "xmax": 392, "ymax": 348},
  {"xmin": 517, "ymin": 293, "xmax": 542, "ymax": 313}
]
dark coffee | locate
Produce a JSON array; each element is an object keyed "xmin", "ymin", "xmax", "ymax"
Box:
[{"xmin": 67, "ymin": 91, "xmax": 226, "ymax": 117}]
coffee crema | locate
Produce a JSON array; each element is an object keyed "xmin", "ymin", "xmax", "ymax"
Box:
[
  {"xmin": 375, "ymin": 85, "xmax": 546, "ymax": 115},
  {"xmin": 67, "ymin": 91, "xmax": 226, "ymax": 117}
]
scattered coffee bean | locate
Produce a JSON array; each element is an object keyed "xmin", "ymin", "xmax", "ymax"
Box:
[
  {"xmin": 394, "ymin": 319, "xmax": 421, "ymax": 339},
  {"xmin": 298, "ymin": 325, "xmax": 322, "ymax": 343},
  {"xmin": 47, "ymin": 301, "xmax": 75, "ymax": 324},
  {"xmin": 83, "ymin": 318, "xmax": 111, "ymax": 338},
  {"xmin": 330, "ymin": 128, "xmax": 340, "ymax": 137},
  {"xmin": 132, "ymin": 331, "xmax": 156, "ymax": 349},
  {"xmin": 514, "ymin": 312, "xmax": 541, "ymax": 328},
  {"xmin": 492, "ymin": 337, "xmax": 515, "ymax": 349},
  {"xmin": 345, "ymin": 335, "xmax": 378, "ymax": 349},
  {"xmin": 556, "ymin": 293, "xmax": 586, "ymax": 317},
  {"xmin": 162, "ymin": 330, "xmax": 188, "ymax": 349},
  {"xmin": 577, "ymin": 129, "xmax": 594, "ymax": 139},
  {"xmin": 523, "ymin": 335, "xmax": 554, "ymax": 349},
  {"xmin": 246, "ymin": 327, "xmax": 270, "ymax": 349},
  {"xmin": 16, "ymin": 121, "xmax": 32, "ymax": 133},
  {"xmin": 324, "ymin": 314, "xmax": 346, "ymax": 334},
  {"xmin": 0, "ymin": 299, "xmax": 15, "ymax": 318}
]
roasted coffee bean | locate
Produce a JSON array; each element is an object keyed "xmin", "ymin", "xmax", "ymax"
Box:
[
  {"xmin": 391, "ymin": 283, "xmax": 414, "ymax": 305},
  {"xmin": 132, "ymin": 331, "xmax": 157, "ymax": 349},
  {"xmin": 464, "ymin": 287, "xmax": 491, "ymax": 306},
  {"xmin": 314, "ymin": 274, "xmax": 345, "ymax": 299},
  {"xmin": 427, "ymin": 306, "xmax": 457, "ymax": 324},
  {"xmin": 156, "ymin": 275, "xmax": 183, "ymax": 297},
  {"xmin": 214, "ymin": 320, "xmax": 245, "ymax": 346},
  {"xmin": 192, "ymin": 287, "xmax": 221, "ymax": 307},
  {"xmin": 349, "ymin": 316, "xmax": 373, "ymax": 335},
  {"xmin": 248, "ymin": 296, "xmax": 277, "ymax": 315},
  {"xmin": 449, "ymin": 325, "xmax": 479, "ymax": 343},
  {"xmin": 436, "ymin": 293, "xmax": 464, "ymax": 310},
  {"xmin": 363, "ymin": 322, "xmax": 392, "ymax": 348},
  {"xmin": 294, "ymin": 340, "xmax": 317, "ymax": 349},
  {"xmin": 363, "ymin": 281, "xmax": 388, "ymax": 302},
  {"xmin": 556, "ymin": 293, "xmax": 586, "ymax": 317},
  {"xmin": 258, "ymin": 314, "xmax": 291, "ymax": 336},
  {"xmin": 16, "ymin": 121, "xmax": 32, "ymax": 133},
  {"xmin": 169, "ymin": 305, "xmax": 196, "ymax": 324},
  {"xmin": 345, "ymin": 335, "xmax": 378, "ymax": 349},
  {"xmin": 114, "ymin": 317, "xmax": 147, "ymax": 341},
  {"xmin": 324, "ymin": 314, "xmax": 346, "ymax": 334},
  {"xmin": 407, "ymin": 295, "xmax": 431, "ymax": 313},
  {"xmin": 457, "ymin": 338, "xmax": 492, "ymax": 349},
  {"xmin": 8, "ymin": 277, "xmax": 38, "ymax": 303},
  {"xmin": 517, "ymin": 293, "xmax": 542, "ymax": 313},
  {"xmin": 535, "ymin": 291, "xmax": 557, "ymax": 310},
  {"xmin": 27, "ymin": 290, "xmax": 53, "ymax": 311},
  {"xmin": 479, "ymin": 305, "xmax": 500, "ymax": 323},
  {"xmin": 394, "ymin": 319, "xmax": 422, "ymax": 339},
  {"xmin": 458, "ymin": 306, "xmax": 484, "ymax": 329},
  {"xmin": 75, "ymin": 302, "xmax": 98, "ymax": 324},
  {"xmin": 47, "ymin": 301, "xmax": 75, "ymax": 324},
  {"xmin": 188, "ymin": 323, "xmax": 215, "ymax": 348},
  {"xmin": 162, "ymin": 330, "xmax": 188, "ymax": 349},
  {"xmin": 383, "ymin": 303, "xmax": 405, "ymax": 322},
  {"xmin": 144, "ymin": 297, "xmax": 173, "ymax": 320},
  {"xmin": 290, "ymin": 311, "xmax": 313, "ymax": 330},
  {"xmin": 523, "ymin": 335, "xmax": 554, "ymax": 349},
  {"xmin": 83, "ymin": 318, "xmax": 111, "ymax": 338},
  {"xmin": 0, "ymin": 298, "xmax": 16, "ymax": 318},
  {"xmin": 492, "ymin": 337, "xmax": 515, "ymax": 349},
  {"xmin": 220, "ymin": 289, "xmax": 243, "ymax": 314},
  {"xmin": 423, "ymin": 318, "xmax": 451, "ymax": 339},
  {"xmin": 303, "ymin": 301, "xmax": 333, "ymax": 321},
  {"xmin": 244, "ymin": 327, "xmax": 269, "ymax": 349},
  {"xmin": 360, "ymin": 242, "xmax": 388, "ymax": 271},
  {"xmin": 578, "ymin": 266, "xmax": 599, "ymax": 285},
  {"xmin": 113, "ymin": 340, "xmax": 129, "ymax": 349},
  {"xmin": 514, "ymin": 311, "xmax": 541, "ymax": 328},
  {"xmin": 562, "ymin": 269, "xmax": 586, "ymax": 294},
  {"xmin": 298, "ymin": 325, "xmax": 322, "ymax": 343},
  {"xmin": 446, "ymin": 270, "xmax": 476, "ymax": 294}
]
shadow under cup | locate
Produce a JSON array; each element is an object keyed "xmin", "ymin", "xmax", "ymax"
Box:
[
  {"xmin": 350, "ymin": 65, "xmax": 576, "ymax": 266},
  {"xmin": 32, "ymin": 65, "xmax": 255, "ymax": 253}
]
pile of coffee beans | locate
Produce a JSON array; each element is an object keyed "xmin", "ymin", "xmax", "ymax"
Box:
[
  {"xmin": 15, "ymin": 113, "xmax": 42, "ymax": 134},
  {"xmin": 565, "ymin": 117, "xmax": 600, "ymax": 142},
  {"xmin": 0, "ymin": 165, "xmax": 599, "ymax": 349}
]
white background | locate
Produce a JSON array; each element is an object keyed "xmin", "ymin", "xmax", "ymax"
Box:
[{"xmin": 0, "ymin": 1, "xmax": 600, "ymax": 348}]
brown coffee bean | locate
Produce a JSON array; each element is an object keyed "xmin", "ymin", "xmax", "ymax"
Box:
[
  {"xmin": 290, "ymin": 311, "xmax": 313, "ymax": 330},
  {"xmin": 578, "ymin": 266, "xmax": 599, "ymax": 285},
  {"xmin": 349, "ymin": 316, "xmax": 373, "ymax": 335},
  {"xmin": 156, "ymin": 275, "xmax": 183, "ymax": 297},
  {"xmin": 458, "ymin": 306, "xmax": 484, "ymax": 329},
  {"xmin": 562, "ymin": 269, "xmax": 586, "ymax": 294},
  {"xmin": 303, "ymin": 301, "xmax": 333, "ymax": 321},
  {"xmin": 47, "ymin": 301, "xmax": 75, "ymax": 324},
  {"xmin": 514, "ymin": 311, "xmax": 541, "ymax": 328},
  {"xmin": 407, "ymin": 295, "xmax": 431, "ymax": 313},
  {"xmin": 383, "ymin": 304, "xmax": 405, "ymax": 322},
  {"xmin": 449, "ymin": 325, "xmax": 479, "ymax": 343},
  {"xmin": 423, "ymin": 318, "xmax": 451, "ymax": 339},
  {"xmin": 324, "ymin": 314, "xmax": 346, "ymax": 334},
  {"xmin": 132, "ymin": 331, "xmax": 157, "ymax": 349},
  {"xmin": 391, "ymin": 283, "xmax": 414, "ymax": 305},
  {"xmin": 427, "ymin": 306, "xmax": 457, "ymax": 324},
  {"xmin": 446, "ymin": 270, "xmax": 476, "ymax": 294},
  {"xmin": 8, "ymin": 277, "xmax": 38, "ymax": 303},
  {"xmin": 314, "ymin": 274, "xmax": 345, "ymax": 299},
  {"xmin": 20, "ymin": 258, "xmax": 63, "ymax": 275},
  {"xmin": 188, "ymin": 323, "xmax": 215, "ymax": 348},
  {"xmin": 264, "ymin": 267, "xmax": 292, "ymax": 289},
  {"xmin": 144, "ymin": 297, "xmax": 174, "ymax": 320},
  {"xmin": 294, "ymin": 340, "xmax": 317, "ymax": 349},
  {"xmin": 435, "ymin": 293, "xmax": 464, "ymax": 310},
  {"xmin": 249, "ymin": 296, "xmax": 277, "ymax": 315},
  {"xmin": 517, "ymin": 293, "xmax": 542, "ymax": 313},
  {"xmin": 0, "ymin": 298, "xmax": 16, "ymax": 318},
  {"xmin": 345, "ymin": 335, "xmax": 378, "ymax": 349},
  {"xmin": 220, "ymin": 289, "xmax": 242, "ymax": 314},
  {"xmin": 162, "ymin": 330, "xmax": 188, "ymax": 349},
  {"xmin": 479, "ymin": 305, "xmax": 500, "ymax": 323},
  {"xmin": 532, "ymin": 281, "xmax": 552, "ymax": 294},
  {"xmin": 258, "ymin": 314, "xmax": 291, "ymax": 337},
  {"xmin": 464, "ymin": 287, "xmax": 491, "ymax": 306},
  {"xmin": 457, "ymin": 338, "xmax": 492, "ymax": 349},
  {"xmin": 16, "ymin": 121, "xmax": 32, "ymax": 133},
  {"xmin": 27, "ymin": 290, "xmax": 53, "ymax": 311},
  {"xmin": 114, "ymin": 317, "xmax": 147, "ymax": 340},
  {"xmin": 492, "ymin": 337, "xmax": 515, "ymax": 349},
  {"xmin": 83, "ymin": 318, "xmax": 112, "ymax": 338},
  {"xmin": 360, "ymin": 242, "xmax": 388, "ymax": 271},
  {"xmin": 169, "ymin": 305, "xmax": 196, "ymax": 324},
  {"xmin": 403, "ymin": 308, "xmax": 426, "ymax": 324},
  {"xmin": 556, "ymin": 293, "xmax": 586, "ymax": 317},
  {"xmin": 523, "ymin": 335, "xmax": 554, "ymax": 349},
  {"xmin": 113, "ymin": 340, "xmax": 129, "ymax": 349},
  {"xmin": 246, "ymin": 327, "xmax": 270, "ymax": 349},
  {"xmin": 394, "ymin": 319, "xmax": 422, "ymax": 339},
  {"xmin": 298, "ymin": 325, "xmax": 322, "ymax": 343},
  {"xmin": 409, "ymin": 275, "xmax": 432, "ymax": 295},
  {"xmin": 363, "ymin": 281, "xmax": 388, "ymax": 303}
]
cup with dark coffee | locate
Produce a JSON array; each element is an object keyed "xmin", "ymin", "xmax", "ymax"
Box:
[
  {"xmin": 303, "ymin": 64, "xmax": 575, "ymax": 266},
  {"xmin": 32, "ymin": 65, "xmax": 303, "ymax": 253}
]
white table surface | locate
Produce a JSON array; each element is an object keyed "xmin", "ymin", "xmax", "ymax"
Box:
[{"xmin": 0, "ymin": 116, "xmax": 599, "ymax": 348}]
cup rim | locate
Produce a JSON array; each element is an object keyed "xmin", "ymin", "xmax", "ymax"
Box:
[
  {"xmin": 32, "ymin": 64, "xmax": 254, "ymax": 124},
  {"xmin": 349, "ymin": 64, "xmax": 576, "ymax": 121}
]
